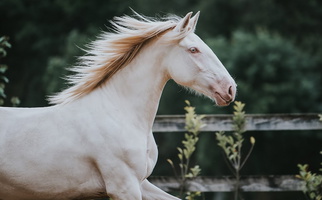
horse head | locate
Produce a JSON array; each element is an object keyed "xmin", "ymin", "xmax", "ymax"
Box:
[{"xmin": 163, "ymin": 12, "xmax": 237, "ymax": 106}]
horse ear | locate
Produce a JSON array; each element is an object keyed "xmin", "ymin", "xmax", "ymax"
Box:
[
  {"xmin": 189, "ymin": 11, "xmax": 200, "ymax": 32},
  {"xmin": 174, "ymin": 12, "xmax": 193, "ymax": 32}
]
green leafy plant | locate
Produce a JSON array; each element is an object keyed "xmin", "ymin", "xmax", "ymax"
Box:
[
  {"xmin": 168, "ymin": 100, "xmax": 205, "ymax": 200},
  {"xmin": 297, "ymin": 152, "xmax": 322, "ymax": 200},
  {"xmin": 215, "ymin": 101, "xmax": 255, "ymax": 200},
  {"xmin": 296, "ymin": 116, "xmax": 322, "ymax": 200},
  {"xmin": 0, "ymin": 36, "xmax": 20, "ymax": 107}
]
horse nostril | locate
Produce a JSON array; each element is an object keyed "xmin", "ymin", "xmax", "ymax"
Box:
[
  {"xmin": 227, "ymin": 85, "xmax": 236, "ymax": 103},
  {"xmin": 228, "ymin": 86, "xmax": 233, "ymax": 97}
]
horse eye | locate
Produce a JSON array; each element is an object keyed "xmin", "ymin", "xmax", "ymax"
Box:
[{"xmin": 189, "ymin": 47, "xmax": 199, "ymax": 53}]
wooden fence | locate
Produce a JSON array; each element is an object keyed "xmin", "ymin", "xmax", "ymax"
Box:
[{"xmin": 149, "ymin": 113, "xmax": 322, "ymax": 193}]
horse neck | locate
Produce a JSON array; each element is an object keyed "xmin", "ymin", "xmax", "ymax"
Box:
[{"xmin": 84, "ymin": 43, "xmax": 169, "ymax": 130}]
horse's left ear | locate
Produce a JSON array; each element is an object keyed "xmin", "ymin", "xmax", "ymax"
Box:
[
  {"xmin": 189, "ymin": 11, "xmax": 200, "ymax": 32},
  {"xmin": 174, "ymin": 12, "xmax": 193, "ymax": 32}
]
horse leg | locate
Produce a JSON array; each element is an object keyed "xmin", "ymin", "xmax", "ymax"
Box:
[
  {"xmin": 100, "ymin": 166, "xmax": 142, "ymax": 200},
  {"xmin": 141, "ymin": 179, "xmax": 180, "ymax": 200},
  {"xmin": 106, "ymin": 177, "xmax": 142, "ymax": 200}
]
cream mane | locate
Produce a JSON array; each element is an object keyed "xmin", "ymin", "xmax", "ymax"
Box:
[{"xmin": 49, "ymin": 12, "xmax": 194, "ymax": 104}]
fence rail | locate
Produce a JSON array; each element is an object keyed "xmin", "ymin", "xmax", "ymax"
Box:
[
  {"xmin": 153, "ymin": 113, "xmax": 322, "ymax": 132},
  {"xmin": 149, "ymin": 175, "xmax": 302, "ymax": 192},
  {"xmin": 150, "ymin": 113, "xmax": 322, "ymax": 193}
]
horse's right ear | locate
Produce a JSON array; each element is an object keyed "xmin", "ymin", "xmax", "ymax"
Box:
[
  {"xmin": 173, "ymin": 12, "xmax": 193, "ymax": 32},
  {"xmin": 189, "ymin": 11, "xmax": 200, "ymax": 32}
]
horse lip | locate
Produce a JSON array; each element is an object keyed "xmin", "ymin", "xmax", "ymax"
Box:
[{"xmin": 214, "ymin": 92, "xmax": 232, "ymax": 106}]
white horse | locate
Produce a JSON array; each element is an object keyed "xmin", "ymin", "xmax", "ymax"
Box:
[{"xmin": 0, "ymin": 12, "xmax": 236, "ymax": 200}]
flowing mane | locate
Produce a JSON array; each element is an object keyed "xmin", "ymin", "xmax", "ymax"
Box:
[{"xmin": 49, "ymin": 13, "xmax": 193, "ymax": 104}]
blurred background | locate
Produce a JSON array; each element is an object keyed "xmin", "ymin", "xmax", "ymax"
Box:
[{"xmin": 1, "ymin": 0, "xmax": 321, "ymax": 199}]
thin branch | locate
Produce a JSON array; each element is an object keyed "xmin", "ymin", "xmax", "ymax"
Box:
[
  {"xmin": 240, "ymin": 143, "xmax": 255, "ymax": 170},
  {"xmin": 221, "ymin": 151, "xmax": 237, "ymax": 177}
]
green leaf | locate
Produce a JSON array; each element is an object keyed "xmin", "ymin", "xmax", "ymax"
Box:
[
  {"xmin": 11, "ymin": 97, "xmax": 20, "ymax": 106},
  {"xmin": 3, "ymin": 41, "xmax": 11, "ymax": 48},
  {"xmin": 227, "ymin": 136, "xmax": 235, "ymax": 145},
  {"xmin": 0, "ymin": 48, "xmax": 7, "ymax": 57},
  {"xmin": 0, "ymin": 75, "xmax": 9, "ymax": 83},
  {"xmin": 0, "ymin": 87, "xmax": 6, "ymax": 98},
  {"xmin": 0, "ymin": 64, "xmax": 8, "ymax": 73},
  {"xmin": 185, "ymin": 100, "xmax": 191, "ymax": 106},
  {"xmin": 178, "ymin": 153, "xmax": 183, "ymax": 161},
  {"xmin": 318, "ymin": 114, "xmax": 322, "ymax": 121},
  {"xmin": 179, "ymin": 163, "xmax": 183, "ymax": 169}
]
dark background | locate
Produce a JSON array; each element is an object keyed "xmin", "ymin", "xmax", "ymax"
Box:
[{"xmin": 1, "ymin": 0, "xmax": 322, "ymax": 199}]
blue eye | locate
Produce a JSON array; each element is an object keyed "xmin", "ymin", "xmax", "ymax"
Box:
[{"xmin": 189, "ymin": 47, "xmax": 199, "ymax": 53}]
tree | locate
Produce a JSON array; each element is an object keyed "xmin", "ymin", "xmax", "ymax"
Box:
[
  {"xmin": 0, "ymin": 36, "xmax": 20, "ymax": 107},
  {"xmin": 206, "ymin": 30, "xmax": 321, "ymax": 113}
]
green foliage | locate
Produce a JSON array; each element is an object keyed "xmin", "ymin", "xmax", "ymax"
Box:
[
  {"xmin": 185, "ymin": 191, "xmax": 202, "ymax": 200},
  {"xmin": 216, "ymin": 101, "xmax": 255, "ymax": 200},
  {"xmin": 216, "ymin": 101, "xmax": 254, "ymax": 172},
  {"xmin": 296, "ymin": 116, "xmax": 322, "ymax": 200},
  {"xmin": 0, "ymin": 36, "xmax": 10, "ymax": 105},
  {"xmin": 42, "ymin": 30, "xmax": 89, "ymax": 96},
  {"xmin": 297, "ymin": 151, "xmax": 322, "ymax": 200},
  {"xmin": 0, "ymin": 36, "xmax": 19, "ymax": 107},
  {"xmin": 207, "ymin": 30, "xmax": 321, "ymax": 113},
  {"xmin": 168, "ymin": 100, "xmax": 205, "ymax": 199},
  {"xmin": 296, "ymin": 114, "xmax": 322, "ymax": 199},
  {"xmin": 0, "ymin": 36, "xmax": 11, "ymax": 56}
]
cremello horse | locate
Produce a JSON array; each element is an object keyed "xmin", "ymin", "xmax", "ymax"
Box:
[{"xmin": 0, "ymin": 12, "xmax": 236, "ymax": 200}]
